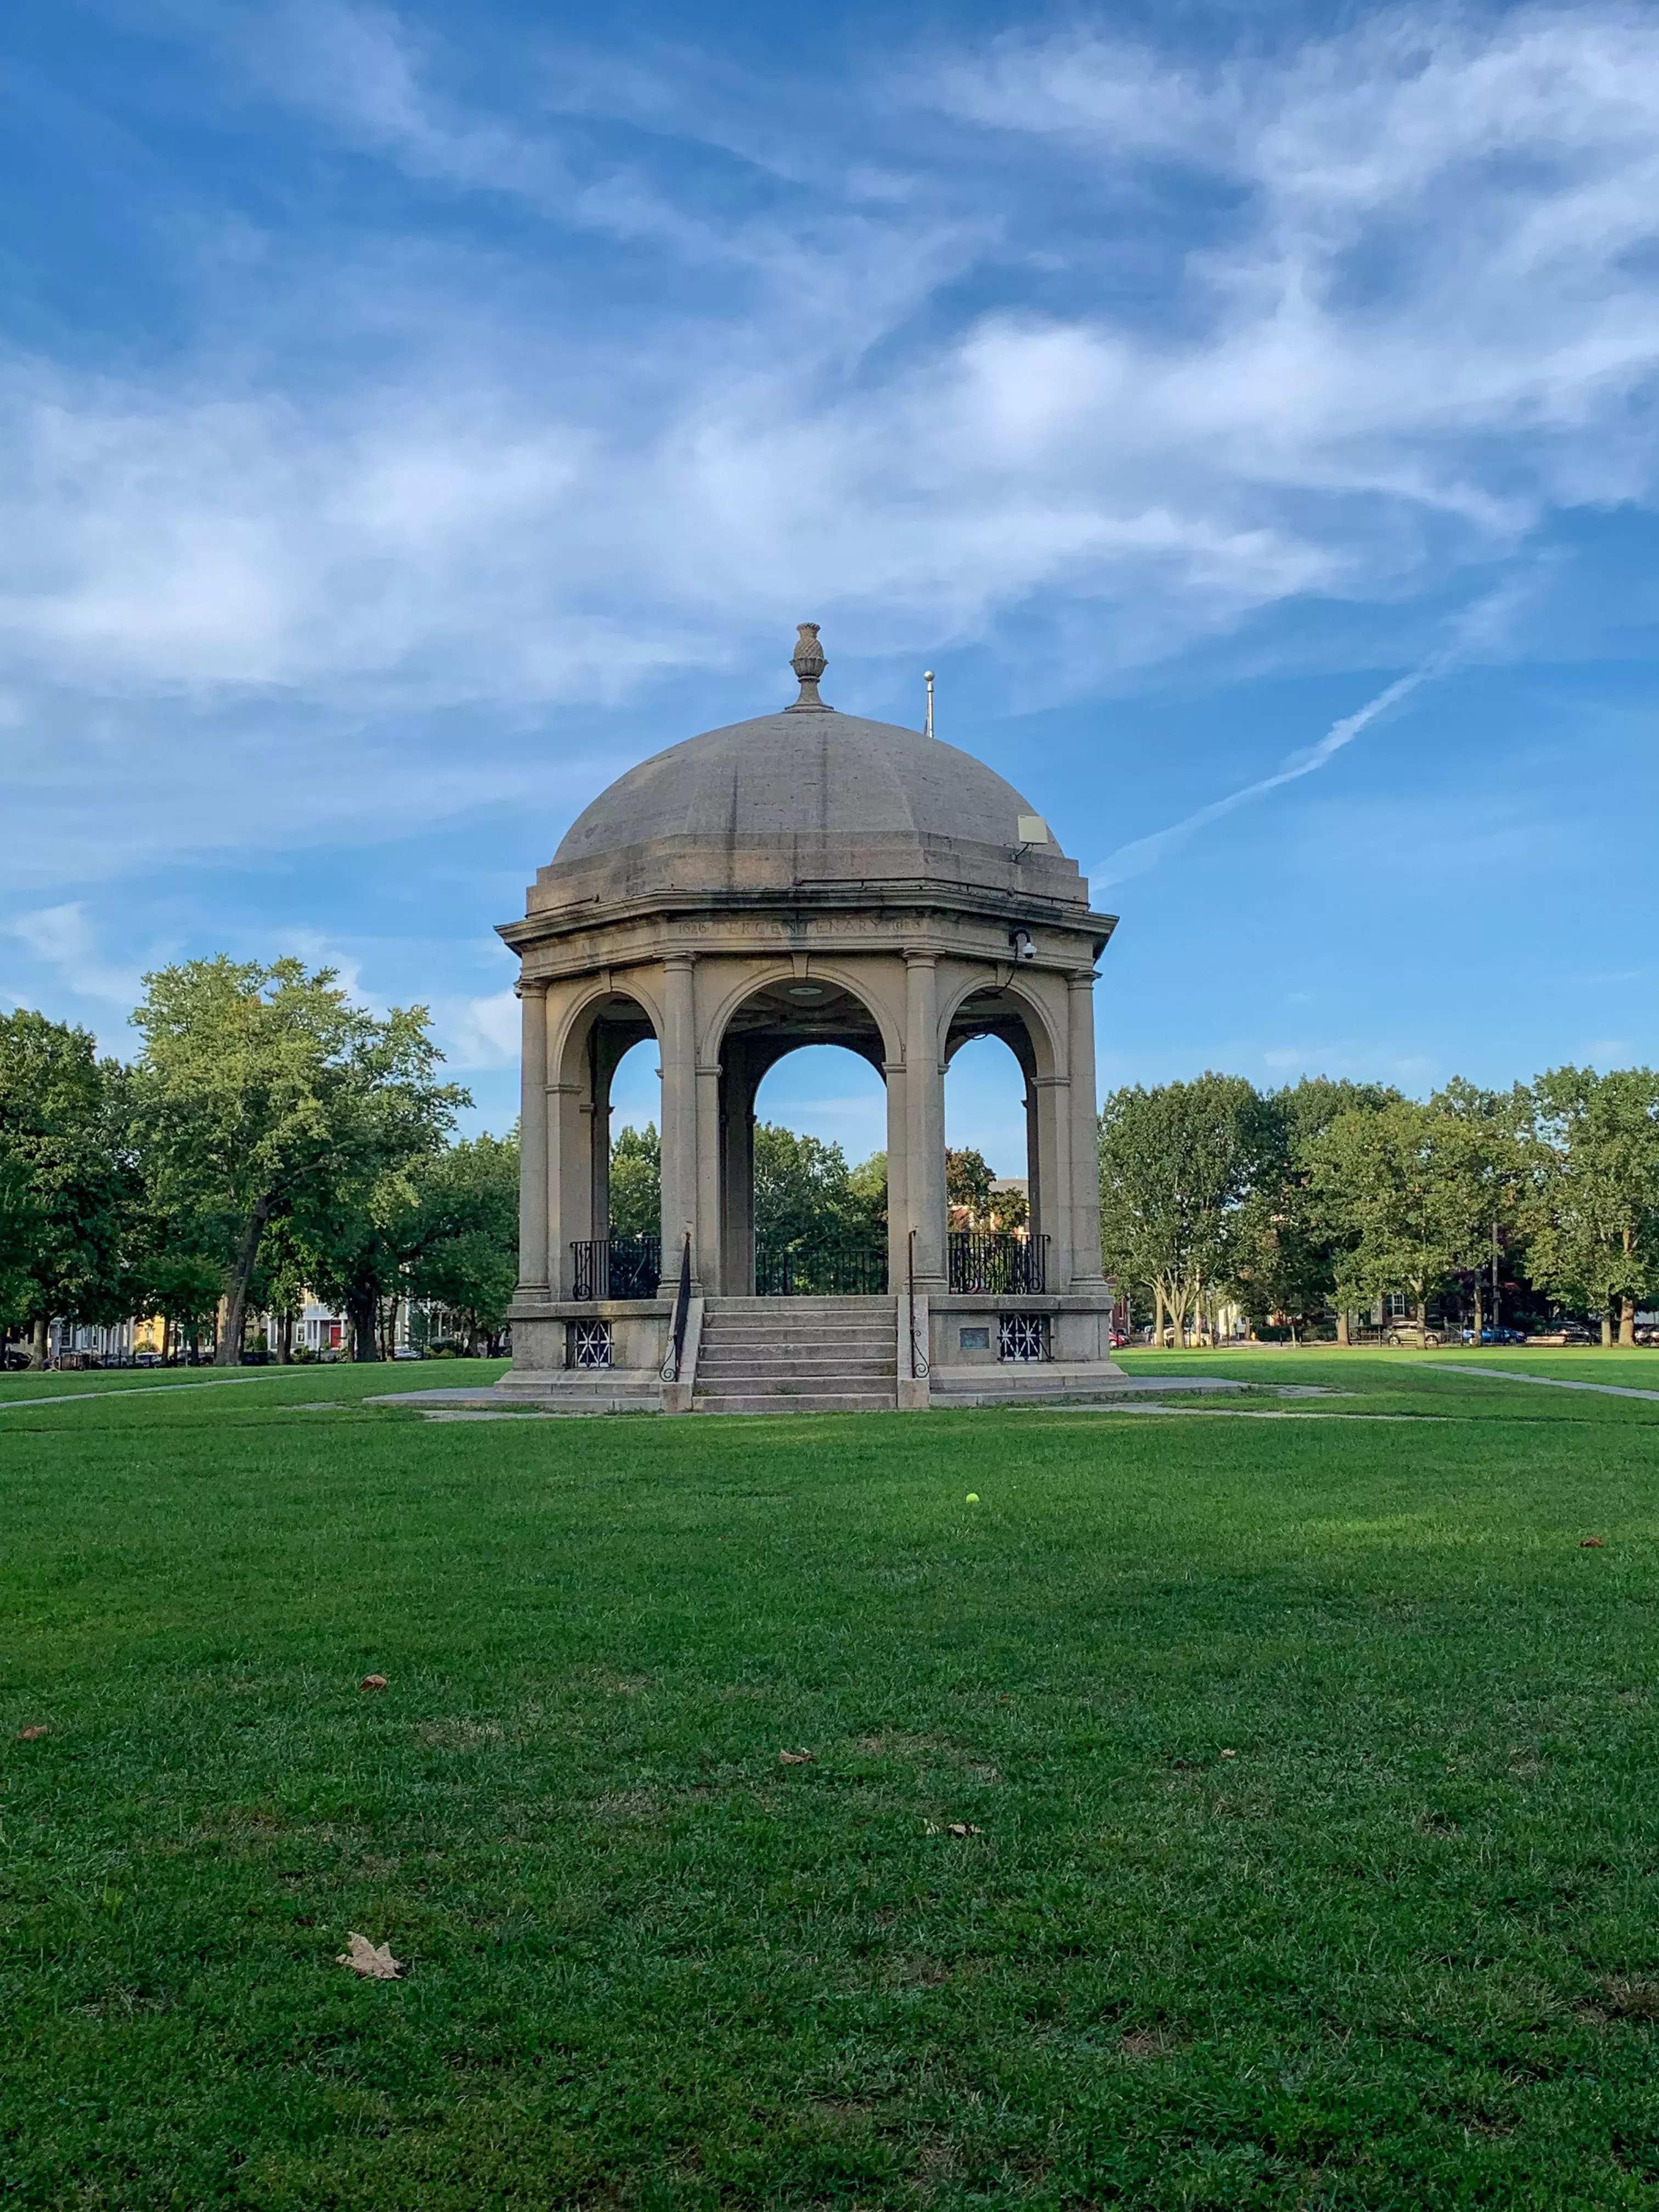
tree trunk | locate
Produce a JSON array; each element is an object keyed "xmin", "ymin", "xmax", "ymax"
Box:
[
  {"xmin": 1471, "ymin": 1284, "xmax": 1483, "ymax": 1344},
  {"xmin": 216, "ymin": 1199, "xmax": 272, "ymax": 1368},
  {"xmin": 348, "ymin": 1284, "xmax": 380, "ymax": 1362},
  {"xmin": 1620, "ymin": 1294, "xmax": 1636, "ymax": 1348},
  {"xmin": 28, "ymin": 1314, "xmax": 47, "ymax": 1369},
  {"xmin": 1602, "ymin": 1308, "xmax": 1615, "ymax": 1348},
  {"xmin": 1336, "ymin": 1311, "xmax": 1351, "ymax": 1347},
  {"xmin": 1154, "ymin": 1283, "xmax": 1166, "ymax": 1348}
]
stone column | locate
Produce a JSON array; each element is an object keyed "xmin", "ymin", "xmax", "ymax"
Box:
[
  {"xmin": 696, "ymin": 1057, "xmax": 722, "ymax": 1295},
  {"xmin": 905, "ymin": 953, "xmax": 946, "ymax": 1289},
  {"xmin": 548, "ymin": 1079, "xmax": 585, "ymax": 1297},
  {"xmin": 517, "ymin": 979, "xmax": 549, "ymax": 1291},
  {"xmin": 1024, "ymin": 1078, "xmax": 1042, "ymax": 1256},
  {"xmin": 884, "ymin": 1057, "xmax": 909, "ymax": 1294},
  {"xmin": 721, "ymin": 1043, "xmax": 760, "ymax": 1296},
  {"xmin": 1067, "ymin": 970, "xmax": 1106, "ymax": 1285},
  {"xmin": 659, "ymin": 955, "xmax": 699, "ymax": 1285},
  {"xmin": 1032, "ymin": 1073, "xmax": 1073, "ymax": 1290}
]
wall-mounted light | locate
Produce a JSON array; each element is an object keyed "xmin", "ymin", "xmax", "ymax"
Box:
[{"xmin": 1009, "ymin": 929, "xmax": 1037, "ymax": 963}]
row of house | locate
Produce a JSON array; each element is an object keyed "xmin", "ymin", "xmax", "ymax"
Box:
[{"xmin": 35, "ymin": 1296, "xmax": 473, "ymax": 1367}]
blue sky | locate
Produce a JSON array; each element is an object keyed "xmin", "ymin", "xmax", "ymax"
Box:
[{"xmin": 3, "ymin": 0, "xmax": 1656, "ymax": 1174}]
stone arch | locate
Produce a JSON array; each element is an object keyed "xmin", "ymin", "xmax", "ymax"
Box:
[
  {"xmin": 698, "ymin": 962, "xmax": 906, "ymax": 1297},
  {"xmin": 551, "ymin": 974, "xmax": 663, "ymax": 1089},
  {"xmin": 939, "ymin": 968, "xmax": 1071, "ymax": 1278},
  {"xmin": 938, "ymin": 968, "xmax": 1062, "ymax": 1082},
  {"xmin": 699, "ymin": 959, "xmax": 904, "ymax": 1074},
  {"xmin": 545, "ymin": 978, "xmax": 663, "ymax": 1293}
]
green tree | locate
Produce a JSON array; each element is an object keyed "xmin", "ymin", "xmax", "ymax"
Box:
[
  {"xmin": 753, "ymin": 1124, "xmax": 857, "ymax": 1246},
  {"xmin": 1522, "ymin": 1067, "xmax": 1659, "ymax": 1345},
  {"xmin": 0, "ymin": 1011, "xmax": 130, "ymax": 1365},
  {"xmin": 1098, "ymin": 1075, "xmax": 1270, "ymax": 1346},
  {"xmin": 131, "ymin": 958, "xmax": 465, "ymax": 1365},
  {"xmin": 1307, "ymin": 1093, "xmax": 1500, "ymax": 1326},
  {"xmin": 608, "ymin": 1123, "xmax": 661, "ymax": 1240},
  {"xmin": 847, "ymin": 1149, "xmax": 888, "ymax": 1238},
  {"xmin": 945, "ymin": 1147, "xmax": 995, "ymax": 1227},
  {"xmin": 1427, "ymin": 1077, "xmax": 1527, "ymax": 1340},
  {"xmin": 406, "ymin": 1132, "xmax": 520, "ymax": 1353},
  {"xmin": 1229, "ymin": 1079, "xmax": 1398, "ymax": 1341}
]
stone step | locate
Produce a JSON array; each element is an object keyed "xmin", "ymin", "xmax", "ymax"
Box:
[
  {"xmin": 701, "ymin": 1345, "xmax": 893, "ymax": 1363},
  {"xmin": 693, "ymin": 1389, "xmax": 896, "ymax": 1416},
  {"xmin": 709, "ymin": 1296, "xmax": 894, "ymax": 1309}
]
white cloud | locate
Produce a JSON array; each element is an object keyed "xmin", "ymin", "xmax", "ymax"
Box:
[
  {"xmin": 5, "ymin": 2, "xmax": 1659, "ymax": 889},
  {"xmin": 7, "ymin": 902, "xmax": 144, "ymax": 1009},
  {"xmin": 441, "ymin": 987, "xmax": 521, "ymax": 1070}
]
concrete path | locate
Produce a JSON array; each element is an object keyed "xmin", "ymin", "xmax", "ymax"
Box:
[
  {"xmin": 0, "ymin": 1372, "xmax": 308, "ymax": 1412},
  {"xmin": 370, "ymin": 1373, "xmax": 1254, "ymax": 1411},
  {"xmin": 1417, "ymin": 1363, "xmax": 1659, "ymax": 1404}
]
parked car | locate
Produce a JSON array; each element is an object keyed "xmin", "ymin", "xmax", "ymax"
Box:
[
  {"xmin": 1526, "ymin": 1323, "xmax": 1596, "ymax": 1346},
  {"xmin": 1385, "ymin": 1321, "xmax": 1446, "ymax": 1348},
  {"xmin": 1462, "ymin": 1327, "xmax": 1527, "ymax": 1345}
]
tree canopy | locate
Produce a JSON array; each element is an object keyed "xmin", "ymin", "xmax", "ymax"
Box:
[{"xmin": 130, "ymin": 958, "xmax": 466, "ymax": 1364}]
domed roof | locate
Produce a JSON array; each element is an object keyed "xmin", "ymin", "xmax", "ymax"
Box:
[
  {"xmin": 557, "ymin": 623, "xmax": 1057, "ymax": 867},
  {"xmin": 556, "ymin": 708, "xmax": 1048, "ymax": 865},
  {"xmin": 527, "ymin": 626, "xmax": 1093, "ymax": 921}
]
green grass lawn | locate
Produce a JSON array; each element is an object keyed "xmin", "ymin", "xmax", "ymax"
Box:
[{"xmin": 5, "ymin": 1354, "xmax": 1659, "ymax": 2208}]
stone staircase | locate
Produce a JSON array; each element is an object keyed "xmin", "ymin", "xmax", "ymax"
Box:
[{"xmin": 693, "ymin": 1296, "xmax": 898, "ymax": 1415}]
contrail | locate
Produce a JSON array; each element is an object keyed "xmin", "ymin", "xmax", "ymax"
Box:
[{"xmin": 1091, "ymin": 664, "xmax": 1437, "ymax": 890}]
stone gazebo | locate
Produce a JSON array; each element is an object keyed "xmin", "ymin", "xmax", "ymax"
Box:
[{"xmin": 498, "ymin": 627, "xmax": 1122, "ymax": 1413}]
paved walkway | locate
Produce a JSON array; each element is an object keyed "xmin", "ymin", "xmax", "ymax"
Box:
[
  {"xmin": 1418, "ymin": 1363, "xmax": 1659, "ymax": 1404},
  {"xmin": 0, "ymin": 1372, "xmax": 300, "ymax": 1412}
]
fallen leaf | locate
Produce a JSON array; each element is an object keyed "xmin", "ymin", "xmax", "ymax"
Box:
[
  {"xmin": 337, "ymin": 1932, "xmax": 403, "ymax": 1979},
  {"xmin": 1220, "ymin": 1748, "xmax": 1238, "ymax": 1759},
  {"xmin": 1581, "ymin": 1538, "xmax": 1606, "ymax": 1549},
  {"xmin": 16, "ymin": 1724, "xmax": 48, "ymax": 1741},
  {"xmin": 359, "ymin": 1674, "xmax": 389, "ymax": 1691},
  {"xmin": 946, "ymin": 1823, "xmax": 984, "ymax": 1837},
  {"xmin": 779, "ymin": 1749, "xmax": 815, "ymax": 1765},
  {"xmin": 923, "ymin": 1820, "xmax": 941, "ymax": 1835}
]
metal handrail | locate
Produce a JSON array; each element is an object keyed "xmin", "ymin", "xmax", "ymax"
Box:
[
  {"xmin": 660, "ymin": 1233, "xmax": 692, "ymax": 1382},
  {"xmin": 907, "ymin": 1228, "xmax": 929, "ymax": 1379}
]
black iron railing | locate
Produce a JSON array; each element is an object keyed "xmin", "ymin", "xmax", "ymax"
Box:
[
  {"xmin": 570, "ymin": 1233, "xmax": 662, "ymax": 1301},
  {"xmin": 660, "ymin": 1233, "xmax": 693, "ymax": 1382},
  {"xmin": 755, "ymin": 1237, "xmax": 888, "ymax": 1296},
  {"xmin": 948, "ymin": 1232, "xmax": 1048, "ymax": 1295}
]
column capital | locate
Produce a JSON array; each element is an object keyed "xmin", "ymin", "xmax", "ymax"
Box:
[
  {"xmin": 904, "ymin": 949, "xmax": 938, "ymax": 970},
  {"xmin": 516, "ymin": 974, "xmax": 550, "ymax": 999},
  {"xmin": 1066, "ymin": 968, "xmax": 1099, "ymax": 990},
  {"xmin": 662, "ymin": 951, "xmax": 699, "ymax": 972}
]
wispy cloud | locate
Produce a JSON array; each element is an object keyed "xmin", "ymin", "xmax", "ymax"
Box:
[
  {"xmin": 7, "ymin": 1, "xmax": 1659, "ymax": 731},
  {"xmin": 1093, "ymin": 665, "xmax": 1432, "ymax": 888},
  {"xmin": 8, "ymin": 903, "xmax": 143, "ymax": 1004}
]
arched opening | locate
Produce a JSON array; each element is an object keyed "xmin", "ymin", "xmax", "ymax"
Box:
[
  {"xmin": 945, "ymin": 989, "xmax": 1048, "ymax": 1294},
  {"xmin": 554, "ymin": 988, "xmax": 661, "ymax": 1297},
  {"xmin": 750, "ymin": 1045, "xmax": 889, "ymax": 1293},
  {"xmin": 606, "ymin": 1033, "xmax": 662, "ymax": 1257},
  {"xmin": 713, "ymin": 975, "xmax": 894, "ymax": 1295}
]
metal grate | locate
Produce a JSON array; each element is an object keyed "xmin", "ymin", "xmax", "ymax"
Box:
[
  {"xmin": 571, "ymin": 1319, "xmax": 613, "ymax": 1369},
  {"xmin": 949, "ymin": 1233, "xmax": 1048, "ymax": 1294},
  {"xmin": 998, "ymin": 1313, "xmax": 1049, "ymax": 1363}
]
